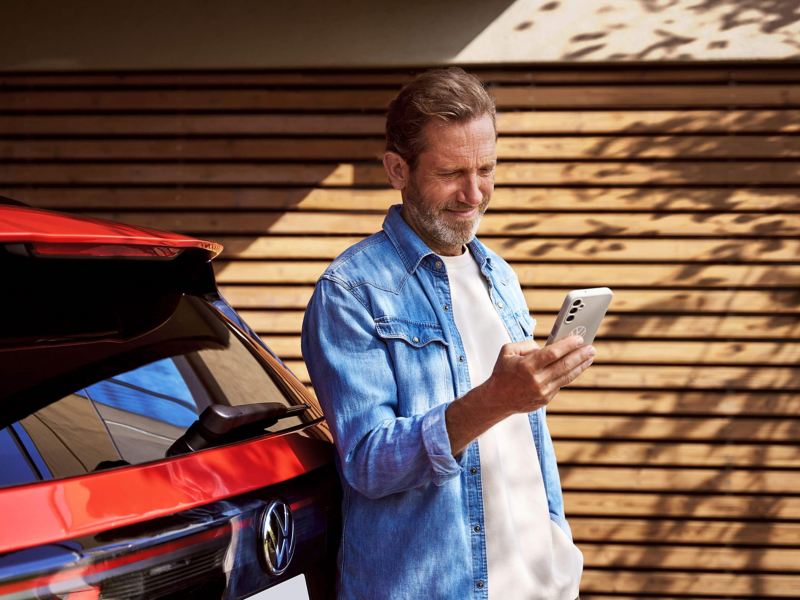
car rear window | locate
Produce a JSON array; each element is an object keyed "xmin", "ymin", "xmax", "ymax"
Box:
[{"xmin": 0, "ymin": 295, "xmax": 311, "ymax": 489}]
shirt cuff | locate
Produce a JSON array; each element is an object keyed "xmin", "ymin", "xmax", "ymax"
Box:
[{"xmin": 421, "ymin": 402, "xmax": 462, "ymax": 485}]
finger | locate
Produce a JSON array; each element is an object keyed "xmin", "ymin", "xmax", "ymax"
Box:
[
  {"xmin": 553, "ymin": 354, "xmax": 595, "ymax": 391},
  {"xmin": 499, "ymin": 339, "xmax": 539, "ymax": 358},
  {"xmin": 528, "ymin": 335, "xmax": 585, "ymax": 368},
  {"xmin": 538, "ymin": 344, "xmax": 595, "ymax": 387}
]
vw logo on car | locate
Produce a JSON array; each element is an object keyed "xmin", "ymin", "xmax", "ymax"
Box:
[{"xmin": 260, "ymin": 500, "xmax": 297, "ymax": 576}]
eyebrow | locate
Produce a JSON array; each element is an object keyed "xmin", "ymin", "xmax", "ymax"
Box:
[{"xmin": 436, "ymin": 160, "xmax": 496, "ymax": 173}]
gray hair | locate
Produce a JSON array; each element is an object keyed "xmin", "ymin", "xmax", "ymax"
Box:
[{"xmin": 385, "ymin": 67, "xmax": 496, "ymax": 168}]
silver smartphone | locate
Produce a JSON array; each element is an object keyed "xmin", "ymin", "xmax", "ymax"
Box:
[{"xmin": 546, "ymin": 287, "xmax": 613, "ymax": 346}]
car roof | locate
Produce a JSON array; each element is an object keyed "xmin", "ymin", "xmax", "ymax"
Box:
[{"xmin": 0, "ymin": 204, "xmax": 222, "ymax": 259}]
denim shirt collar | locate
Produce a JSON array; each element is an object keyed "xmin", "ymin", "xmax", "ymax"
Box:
[{"xmin": 382, "ymin": 204, "xmax": 493, "ymax": 273}]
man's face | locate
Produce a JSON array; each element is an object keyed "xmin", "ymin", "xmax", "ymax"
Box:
[{"xmin": 401, "ymin": 114, "xmax": 497, "ymax": 256}]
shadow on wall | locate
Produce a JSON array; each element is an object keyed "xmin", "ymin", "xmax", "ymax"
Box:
[{"xmin": 0, "ymin": 0, "xmax": 517, "ymax": 70}]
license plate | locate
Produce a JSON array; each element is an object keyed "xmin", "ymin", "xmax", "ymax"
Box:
[{"xmin": 245, "ymin": 574, "xmax": 310, "ymax": 600}]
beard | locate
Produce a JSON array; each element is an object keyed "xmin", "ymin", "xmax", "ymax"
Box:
[{"xmin": 402, "ymin": 178, "xmax": 490, "ymax": 251}]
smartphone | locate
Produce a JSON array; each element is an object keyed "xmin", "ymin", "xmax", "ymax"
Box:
[{"xmin": 546, "ymin": 287, "xmax": 613, "ymax": 346}]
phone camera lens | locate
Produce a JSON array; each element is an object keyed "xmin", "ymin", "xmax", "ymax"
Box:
[
  {"xmin": 572, "ymin": 299, "xmax": 581, "ymax": 306},
  {"xmin": 569, "ymin": 307, "xmax": 579, "ymax": 314},
  {"xmin": 565, "ymin": 315, "xmax": 575, "ymax": 322}
]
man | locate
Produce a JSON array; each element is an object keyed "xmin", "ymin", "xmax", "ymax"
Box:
[{"xmin": 301, "ymin": 68, "xmax": 593, "ymax": 599}]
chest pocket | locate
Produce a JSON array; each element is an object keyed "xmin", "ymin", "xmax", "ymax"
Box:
[{"xmin": 375, "ymin": 317, "xmax": 452, "ymax": 416}]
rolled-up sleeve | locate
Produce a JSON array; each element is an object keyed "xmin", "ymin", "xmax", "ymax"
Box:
[
  {"xmin": 301, "ymin": 277, "xmax": 461, "ymax": 500},
  {"xmin": 421, "ymin": 402, "xmax": 462, "ymax": 485}
]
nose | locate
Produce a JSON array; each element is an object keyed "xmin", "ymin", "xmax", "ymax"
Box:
[{"xmin": 460, "ymin": 173, "xmax": 483, "ymax": 206}]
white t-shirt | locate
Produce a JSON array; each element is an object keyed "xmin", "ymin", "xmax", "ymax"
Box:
[{"xmin": 441, "ymin": 248, "xmax": 583, "ymax": 600}]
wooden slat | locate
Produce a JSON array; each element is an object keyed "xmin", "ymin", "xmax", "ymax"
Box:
[
  {"xmin": 497, "ymin": 109, "xmax": 800, "ymax": 134},
  {"xmin": 579, "ymin": 570, "xmax": 800, "ymax": 597},
  {"xmin": 1, "ymin": 163, "xmax": 379, "ymax": 186},
  {"xmin": 216, "ymin": 262, "xmax": 800, "ymax": 289},
  {"xmin": 291, "ymin": 377, "xmax": 800, "ymax": 419},
  {"xmin": 556, "ymin": 441, "xmax": 800, "ymax": 467},
  {"xmin": 12, "ymin": 160, "xmax": 795, "ymax": 187},
  {"xmin": 530, "ymin": 289, "xmax": 800, "ymax": 314},
  {"xmin": 8, "ymin": 161, "xmax": 800, "ymax": 185},
  {"xmin": 581, "ymin": 547, "xmax": 800, "ymax": 585},
  {"xmin": 549, "ymin": 415, "xmax": 800, "ymax": 442},
  {"xmin": 244, "ymin": 310, "xmax": 800, "ymax": 340},
  {"xmin": 263, "ymin": 335, "xmax": 800, "ymax": 365},
  {"xmin": 593, "ymin": 313, "xmax": 800, "ymax": 339},
  {"xmin": 552, "ymin": 390, "xmax": 800, "ymax": 417},
  {"xmin": 0, "ymin": 88, "xmax": 397, "ymax": 111},
  {"xmin": 6, "ymin": 186, "xmax": 800, "ymax": 212},
  {"xmin": 3, "ymin": 85, "xmax": 800, "ymax": 111},
  {"xmin": 288, "ymin": 382, "xmax": 800, "ymax": 420},
  {"xmin": 3, "ymin": 66, "xmax": 800, "ymax": 87},
  {"xmin": 566, "ymin": 493, "xmax": 800, "ymax": 519},
  {"xmin": 5, "ymin": 110, "xmax": 800, "ymax": 136},
  {"xmin": 0, "ymin": 114, "xmax": 385, "ymax": 136},
  {"xmin": 218, "ymin": 236, "xmax": 362, "ymax": 259},
  {"xmin": 213, "ymin": 235, "xmax": 800, "ymax": 262},
  {"xmin": 511, "ymin": 264, "xmax": 800, "ymax": 288},
  {"xmin": 596, "ymin": 341, "xmax": 800, "ymax": 365},
  {"xmin": 493, "ymin": 85, "xmax": 800, "ymax": 108},
  {"xmin": 6, "ymin": 135, "xmax": 800, "ymax": 160},
  {"xmin": 69, "ymin": 211, "xmax": 800, "ymax": 238},
  {"xmin": 287, "ymin": 360, "xmax": 798, "ymax": 391},
  {"xmin": 4, "ymin": 67, "xmax": 800, "ymax": 87},
  {"xmin": 219, "ymin": 285, "xmax": 314, "ymax": 309},
  {"xmin": 219, "ymin": 285, "xmax": 800, "ymax": 314},
  {"xmin": 0, "ymin": 138, "xmax": 384, "ymax": 161},
  {"xmin": 498, "ymin": 161, "xmax": 800, "ymax": 186},
  {"xmin": 572, "ymin": 518, "xmax": 800, "ymax": 545},
  {"xmin": 581, "ymin": 543, "xmax": 800, "ymax": 571},
  {"xmin": 575, "ymin": 365, "xmax": 800, "ymax": 391},
  {"xmin": 247, "ymin": 311, "xmax": 800, "ymax": 340},
  {"xmin": 499, "ymin": 135, "xmax": 800, "ymax": 159}
]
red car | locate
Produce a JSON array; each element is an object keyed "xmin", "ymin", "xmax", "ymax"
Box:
[{"xmin": 0, "ymin": 197, "xmax": 339, "ymax": 599}]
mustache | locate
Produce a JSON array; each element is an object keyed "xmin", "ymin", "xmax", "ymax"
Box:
[{"xmin": 444, "ymin": 198, "xmax": 490, "ymax": 212}]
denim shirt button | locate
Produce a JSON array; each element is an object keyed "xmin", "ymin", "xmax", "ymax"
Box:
[
  {"xmin": 476, "ymin": 580, "xmax": 485, "ymax": 589},
  {"xmin": 412, "ymin": 336, "xmax": 420, "ymax": 343},
  {"xmin": 496, "ymin": 300, "xmax": 504, "ymax": 309},
  {"xmin": 470, "ymin": 466, "xmax": 478, "ymax": 474},
  {"xmin": 473, "ymin": 524, "xmax": 481, "ymax": 533},
  {"xmin": 443, "ymin": 303, "xmax": 450, "ymax": 311},
  {"xmin": 458, "ymin": 355, "xmax": 465, "ymax": 362},
  {"xmin": 435, "ymin": 260, "xmax": 443, "ymax": 269}
]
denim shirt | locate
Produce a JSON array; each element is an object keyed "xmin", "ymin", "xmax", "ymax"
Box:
[{"xmin": 301, "ymin": 205, "xmax": 571, "ymax": 600}]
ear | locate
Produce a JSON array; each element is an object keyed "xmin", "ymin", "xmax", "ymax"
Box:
[{"xmin": 383, "ymin": 152, "xmax": 410, "ymax": 191}]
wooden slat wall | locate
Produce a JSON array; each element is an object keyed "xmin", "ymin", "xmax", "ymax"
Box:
[{"xmin": 2, "ymin": 65, "xmax": 799, "ymax": 598}]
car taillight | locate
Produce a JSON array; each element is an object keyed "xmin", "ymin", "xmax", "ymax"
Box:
[
  {"xmin": 61, "ymin": 587, "xmax": 100, "ymax": 600},
  {"xmin": 0, "ymin": 525, "xmax": 230, "ymax": 599}
]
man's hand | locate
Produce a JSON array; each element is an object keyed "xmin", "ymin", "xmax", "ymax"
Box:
[
  {"xmin": 485, "ymin": 335, "xmax": 596, "ymax": 417},
  {"xmin": 445, "ymin": 336, "xmax": 595, "ymax": 455}
]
